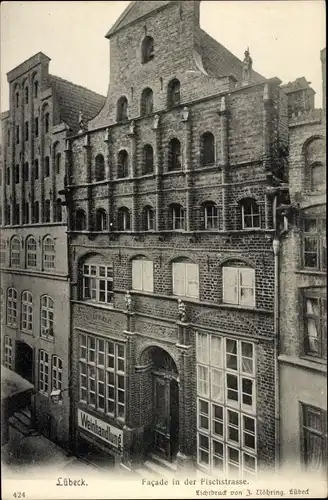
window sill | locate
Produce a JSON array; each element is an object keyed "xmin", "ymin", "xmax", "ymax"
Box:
[
  {"xmin": 40, "ymin": 335, "xmax": 55, "ymax": 343},
  {"xmin": 162, "ymin": 170, "xmax": 184, "ymax": 177},
  {"xmin": 73, "ymin": 300, "xmax": 114, "ymax": 311},
  {"xmin": 296, "ymin": 270, "xmax": 326, "ymax": 276},
  {"xmin": 278, "ymin": 354, "xmax": 327, "ymax": 373}
]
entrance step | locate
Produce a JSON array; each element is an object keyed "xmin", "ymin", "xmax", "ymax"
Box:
[
  {"xmin": 9, "ymin": 408, "xmax": 38, "ymax": 437},
  {"xmin": 134, "ymin": 453, "xmax": 178, "ymax": 480}
]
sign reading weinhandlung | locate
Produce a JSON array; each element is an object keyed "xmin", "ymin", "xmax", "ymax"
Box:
[{"xmin": 78, "ymin": 409, "xmax": 123, "ymax": 452}]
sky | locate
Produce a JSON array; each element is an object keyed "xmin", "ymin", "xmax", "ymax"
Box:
[{"xmin": 1, "ymin": 1, "xmax": 326, "ymax": 112}]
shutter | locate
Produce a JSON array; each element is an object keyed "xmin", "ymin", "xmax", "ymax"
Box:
[
  {"xmin": 142, "ymin": 260, "xmax": 154, "ymax": 292},
  {"xmin": 239, "ymin": 268, "xmax": 255, "ymax": 306},
  {"xmin": 132, "ymin": 260, "xmax": 143, "ymax": 290},
  {"xmin": 186, "ymin": 263, "xmax": 199, "ymax": 298},
  {"xmin": 222, "ymin": 267, "xmax": 238, "ymax": 304},
  {"xmin": 173, "ymin": 262, "xmax": 186, "ymax": 296}
]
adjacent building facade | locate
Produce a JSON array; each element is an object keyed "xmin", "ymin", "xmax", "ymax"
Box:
[
  {"xmin": 279, "ymin": 49, "xmax": 327, "ymax": 475},
  {"xmin": 63, "ymin": 0, "xmax": 289, "ymax": 475},
  {"xmin": 0, "ymin": 52, "xmax": 105, "ymax": 448}
]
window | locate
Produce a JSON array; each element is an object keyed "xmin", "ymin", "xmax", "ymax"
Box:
[
  {"xmin": 311, "ymin": 163, "xmax": 325, "ymax": 191},
  {"xmin": 24, "ymin": 121, "xmax": 29, "ymax": 142},
  {"xmin": 95, "ymin": 209, "xmax": 107, "ymax": 231},
  {"xmin": 21, "ymin": 291, "xmax": 33, "ymax": 332},
  {"xmin": 140, "ymin": 87, "xmax": 153, "ymax": 116},
  {"xmin": 16, "ymin": 126, "xmax": 19, "ymax": 144},
  {"xmin": 301, "ymin": 404, "xmax": 327, "ymax": 473},
  {"xmin": 132, "ymin": 259, "xmax": 154, "ymax": 292},
  {"xmin": 34, "ymin": 81, "xmax": 38, "ymax": 98},
  {"xmin": 168, "ymin": 138, "xmax": 182, "ymax": 171},
  {"xmin": 7, "ymin": 128, "xmax": 10, "ymax": 146},
  {"xmin": 55, "ymin": 153, "xmax": 61, "ymax": 174},
  {"xmin": 45, "ymin": 113, "xmax": 50, "ymax": 133},
  {"xmin": 10, "ymin": 237, "xmax": 21, "ymax": 267},
  {"xmin": 15, "ymin": 164, "xmax": 19, "ymax": 184},
  {"xmin": 34, "ymin": 159, "xmax": 39, "ymax": 180},
  {"xmin": 74, "ymin": 209, "xmax": 86, "ymax": 231},
  {"xmin": 143, "ymin": 144, "xmax": 154, "ymax": 175},
  {"xmin": 116, "ymin": 96, "xmax": 128, "ymax": 122},
  {"xmin": 39, "ymin": 350, "xmax": 49, "ymax": 394},
  {"xmin": 5, "ymin": 205, "xmax": 10, "ymax": 225},
  {"xmin": 13, "ymin": 204, "xmax": 20, "ymax": 225},
  {"xmin": 4, "ymin": 336, "xmax": 13, "ymax": 369},
  {"xmin": 44, "ymin": 156, "xmax": 50, "ymax": 177},
  {"xmin": 241, "ymin": 199, "xmax": 260, "ymax": 229},
  {"xmin": 173, "ymin": 261, "xmax": 199, "ymax": 299},
  {"xmin": 171, "ymin": 204, "xmax": 185, "ymax": 230},
  {"xmin": 142, "ymin": 206, "xmax": 154, "ymax": 231},
  {"xmin": 34, "ymin": 117, "xmax": 39, "ymax": 138},
  {"xmin": 167, "ymin": 79, "xmax": 181, "ymax": 108},
  {"xmin": 79, "ymin": 333, "xmax": 126, "ymax": 421},
  {"xmin": 117, "ymin": 150, "xmax": 129, "ymax": 178},
  {"xmin": 201, "ymin": 132, "xmax": 215, "ymax": 166},
  {"xmin": 6, "ymin": 167, "xmax": 10, "ymax": 185},
  {"xmin": 223, "ymin": 267, "xmax": 255, "ymax": 307},
  {"xmin": 23, "ymin": 202, "xmax": 30, "ymax": 225},
  {"xmin": 15, "ymin": 92, "xmax": 19, "ymax": 108},
  {"xmin": 44, "ymin": 200, "xmax": 50, "ymax": 223},
  {"xmin": 40, "ymin": 296, "xmax": 54, "ymax": 339},
  {"xmin": 52, "ymin": 356, "xmax": 63, "ymax": 391},
  {"xmin": 23, "ymin": 162, "xmax": 29, "ymax": 182},
  {"xmin": 55, "ymin": 198, "xmax": 62, "ymax": 222},
  {"xmin": 26, "ymin": 236, "xmax": 37, "ymax": 268},
  {"xmin": 302, "ymin": 217, "xmax": 326, "ymax": 271},
  {"xmin": 43, "ymin": 236, "xmax": 55, "ymax": 269},
  {"xmin": 203, "ymin": 202, "xmax": 219, "ymax": 230},
  {"xmin": 117, "ymin": 207, "xmax": 131, "ymax": 231},
  {"xmin": 83, "ymin": 262, "xmax": 113, "ymax": 304},
  {"xmin": 95, "ymin": 154, "xmax": 105, "ymax": 181},
  {"xmin": 303, "ymin": 293, "xmax": 327, "ymax": 359},
  {"xmin": 141, "ymin": 36, "xmax": 154, "ymax": 63},
  {"xmin": 0, "ymin": 239, "xmax": 6, "ymax": 264},
  {"xmin": 7, "ymin": 288, "xmax": 18, "ymax": 327},
  {"xmin": 196, "ymin": 333, "xmax": 256, "ymax": 476},
  {"xmin": 24, "ymin": 86, "xmax": 29, "ymax": 104},
  {"xmin": 33, "ymin": 201, "xmax": 40, "ymax": 223}
]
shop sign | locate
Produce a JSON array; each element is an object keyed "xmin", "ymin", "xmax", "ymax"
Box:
[{"xmin": 78, "ymin": 409, "xmax": 123, "ymax": 452}]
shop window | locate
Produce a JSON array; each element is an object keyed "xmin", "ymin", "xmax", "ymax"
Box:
[
  {"xmin": 302, "ymin": 217, "xmax": 326, "ymax": 271},
  {"xmin": 82, "ymin": 260, "xmax": 113, "ymax": 304},
  {"xmin": 223, "ymin": 266, "xmax": 255, "ymax": 307},
  {"xmin": 79, "ymin": 333, "xmax": 126, "ymax": 421},
  {"xmin": 172, "ymin": 260, "xmax": 199, "ymax": 299},
  {"xmin": 196, "ymin": 333, "xmax": 256, "ymax": 476},
  {"xmin": 26, "ymin": 236, "xmax": 37, "ymax": 268},
  {"xmin": 241, "ymin": 199, "xmax": 260, "ymax": 229},
  {"xmin": 43, "ymin": 236, "xmax": 55, "ymax": 270},
  {"xmin": 132, "ymin": 258, "xmax": 154, "ymax": 292},
  {"xmin": 40, "ymin": 295, "xmax": 54, "ymax": 339},
  {"xmin": 7, "ymin": 288, "xmax": 17, "ymax": 327},
  {"xmin": 21, "ymin": 291, "xmax": 33, "ymax": 332}
]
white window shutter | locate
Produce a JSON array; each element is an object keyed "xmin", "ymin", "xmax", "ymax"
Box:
[
  {"xmin": 223, "ymin": 267, "xmax": 238, "ymax": 304},
  {"xmin": 143, "ymin": 260, "xmax": 154, "ymax": 292},
  {"xmin": 239, "ymin": 268, "xmax": 255, "ymax": 306},
  {"xmin": 173, "ymin": 262, "xmax": 186, "ymax": 296},
  {"xmin": 132, "ymin": 260, "xmax": 143, "ymax": 290},
  {"xmin": 186, "ymin": 263, "xmax": 199, "ymax": 298}
]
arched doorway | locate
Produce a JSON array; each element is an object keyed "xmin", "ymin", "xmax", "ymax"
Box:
[
  {"xmin": 141, "ymin": 346, "xmax": 179, "ymax": 461},
  {"xmin": 15, "ymin": 341, "xmax": 33, "ymax": 383}
]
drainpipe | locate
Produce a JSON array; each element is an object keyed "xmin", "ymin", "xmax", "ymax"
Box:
[{"xmin": 272, "ymin": 236, "xmax": 280, "ymax": 472}]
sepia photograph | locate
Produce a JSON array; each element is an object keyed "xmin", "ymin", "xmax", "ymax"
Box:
[{"xmin": 0, "ymin": 1, "xmax": 326, "ymax": 499}]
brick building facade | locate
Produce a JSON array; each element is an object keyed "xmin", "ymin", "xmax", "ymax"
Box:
[
  {"xmin": 63, "ymin": 0, "xmax": 289, "ymax": 475},
  {"xmin": 279, "ymin": 48, "xmax": 326, "ymax": 475},
  {"xmin": 0, "ymin": 52, "xmax": 105, "ymax": 448}
]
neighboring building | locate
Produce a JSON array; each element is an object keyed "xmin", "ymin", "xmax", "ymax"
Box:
[
  {"xmin": 279, "ymin": 48, "xmax": 326, "ymax": 475},
  {"xmin": 0, "ymin": 52, "xmax": 105, "ymax": 449},
  {"xmin": 64, "ymin": 0, "xmax": 289, "ymax": 475}
]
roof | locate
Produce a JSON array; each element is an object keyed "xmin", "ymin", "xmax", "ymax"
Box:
[
  {"xmin": 1, "ymin": 367, "xmax": 34, "ymax": 400},
  {"xmin": 48, "ymin": 75, "xmax": 106, "ymax": 133},
  {"xmin": 197, "ymin": 29, "xmax": 264, "ymax": 83},
  {"xmin": 281, "ymin": 77, "xmax": 314, "ymax": 94},
  {"xmin": 7, "ymin": 52, "xmax": 50, "ymax": 83},
  {"xmin": 106, "ymin": 0, "xmax": 172, "ymax": 38}
]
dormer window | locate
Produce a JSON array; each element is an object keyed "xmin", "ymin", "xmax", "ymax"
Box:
[{"xmin": 141, "ymin": 36, "xmax": 154, "ymax": 63}]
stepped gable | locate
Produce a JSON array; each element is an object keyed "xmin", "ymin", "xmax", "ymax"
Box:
[{"xmin": 48, "ymin": 75, "xmax": 106, "ymax": 133}]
